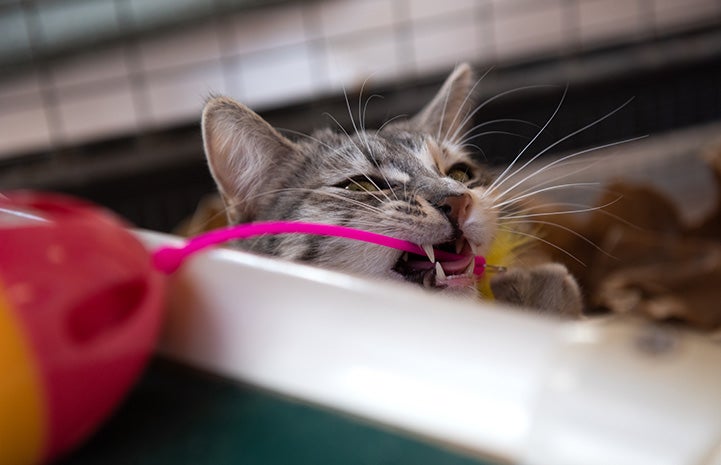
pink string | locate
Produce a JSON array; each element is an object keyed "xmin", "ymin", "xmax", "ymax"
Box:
[{"xmin": 152, "ymin": 221, "xmax": 486, "ymax": 276}]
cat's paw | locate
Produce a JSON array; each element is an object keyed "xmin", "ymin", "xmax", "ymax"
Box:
[{"xmin": 490, "ymin": 263, "xmax": 583, "ymax": 317}]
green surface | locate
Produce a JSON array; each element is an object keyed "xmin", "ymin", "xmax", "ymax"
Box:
[{"xmin": 59, "ymin": 359, "xmax": 497, "ymax": 465}]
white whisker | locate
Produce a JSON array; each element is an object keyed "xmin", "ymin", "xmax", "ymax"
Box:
[
  {"xmin": 458, "ymin": 142, "xmax": 487, "ymax": 158},
  {"xmin": 493, "ymin": 158, "xmax": 597, "ymax": 205},
  {"xmin": 498, "ymin": 225, "xmax": 587, "ymax": 266},
  {"xmin": 492, "ymin": 134, "xmax": 646, "ymax": 201},
  {"xmin": 342, "ymin": 85, "xmax": 372, "ymax": 155},
  {"xmin": 441, "ymin": 67, "xmax": 493, "ymax": 143},
  {"xmin": 357, "ymin": 74, "xmax": 377, "ymax": 133},
  {"xmin": 500, "ymin": 196, "xmax": 622, "ymax": 220},
  {"xmin": 363, "ymin": 94, "xmax": 383, "ymax": 132},
  {"xmin": 323, "ymin": 110, "xmax": 393, "ymax": 203},
  {"xmin": 485, "ymin": 85, "xmax": 568, "ymax": 196},
  {"xmin": 488, "ymin": 97, "xmax": 636, "ymax": 197},
  {"xmin": 503, "ymin": 199, "xmax": 602, "ymax": 214},
  {"xmin": 349, "ymin": 80, "xmax": 400, "ymax": 202},
  {"xmin": 248, "ymin": 187, "xmax": 388, "ymax": 216},
  {"xmin": 436, "ymin": 72, "xmax": 455, "ymax": 142},
  {"xmin": 447, "ymin": 84, "xmax": 559, "ymax": 144},
  {"xmin": 501, "ymin": 219, "xmax": 616, "ymax": 260},
  {"xmin": 279, "ymin": 125, "xmax": 369, "ymax": 172},
  {"xmin": 503, "ymin": 158, "xmax": 604, "ymax": 201},
  {"xmin": 463, "ymin": 130, "xmax": 532, "ymax": 141},
  {"xmin": 495, "ymin": 182, "xmax": 601, "ymax": 209},
  {"xmin": 454, "ymin": 118, "xmax": 541, "ymax": 147}
]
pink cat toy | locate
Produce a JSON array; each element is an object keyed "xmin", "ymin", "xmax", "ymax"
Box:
[{"xmin": 0, "ymin": 191, "xmax": 488, "ymax": 464}]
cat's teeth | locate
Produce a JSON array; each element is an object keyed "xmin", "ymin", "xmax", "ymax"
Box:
[
  {"xmin": 421, "ymin": 244, "xmax": 435, "ymax": 263},
  {"xmin": 464, "ymin": 260, "xmax": 475, "ymax": 276},
  {"xmin": 402, "ymin": 252, "xmax": 409, "ymax": 262},
  {"xmin": 435, "ymin": 262, "xmax": 446, "ymax": 279},
  {"xmin": 455, "ymin": 237, "xmax": 465, "ymax": 254},
  {"xmin": 469, "ymin": 242, "xmax": 480, "ymax": 256}
]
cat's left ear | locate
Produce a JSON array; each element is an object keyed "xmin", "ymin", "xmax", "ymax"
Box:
[{"xmin": 411, "ymin": 63, "xmax": 476, "ymax": 141}]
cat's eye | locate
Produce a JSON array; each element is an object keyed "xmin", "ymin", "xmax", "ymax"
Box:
[
  {"xmin": 446, "ymin": 163, "xmax": 474, "ymax": 183},
  {"xmin": 346, "ymin": 179, "xmax": 380, "ymax": 192},
  {"xmin": 338, "ymin": 176, "xmax": 388, "ymax": 192}
]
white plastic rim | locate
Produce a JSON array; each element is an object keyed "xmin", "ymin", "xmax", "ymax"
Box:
[{"xmin": 137, "ymin": 230, "xmax": 721, "ymax": 465}]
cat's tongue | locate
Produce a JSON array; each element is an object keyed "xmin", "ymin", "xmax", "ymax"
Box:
[
  {"xmin": 439, "ymin": 254, "xmax": 476, "ymax": 275},
  {"xmin": 407, "ymin": 255, "xmax": 475, "ymax": 274}
]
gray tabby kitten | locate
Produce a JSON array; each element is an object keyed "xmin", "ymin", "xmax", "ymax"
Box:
[{"xmin": 201, "ymin": 63, "xmax": 582, "ymax": 316}]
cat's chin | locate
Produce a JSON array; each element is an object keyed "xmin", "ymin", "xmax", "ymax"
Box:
[
  {"xmin": 387, "ymin": 266, "xmax": 480, "ymax": 298},
  {"xmin": 435, "ymin": 282, "xmax": 480, "ymax": 299},
  {"xmin": 434, "ymin": 273, "xmax": 476, "ymax": 289},
  {"xmin": 428, "ymin": 273, "xmax": 480, "ymax": 298}
]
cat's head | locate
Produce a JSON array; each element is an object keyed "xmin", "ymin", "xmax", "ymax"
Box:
[{"xmin": 202, "ymin": 63, "xmax": 498, "ymax": 295}]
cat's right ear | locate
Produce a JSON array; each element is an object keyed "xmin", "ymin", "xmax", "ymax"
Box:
[{"xmin": 202, "ymin": 96, "xmax": 300, "ymax": 222}]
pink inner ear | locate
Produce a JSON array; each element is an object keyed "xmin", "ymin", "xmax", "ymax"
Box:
[{"xmin": 152, "ymin": 221, "xmax": 486, "ymax": 276}]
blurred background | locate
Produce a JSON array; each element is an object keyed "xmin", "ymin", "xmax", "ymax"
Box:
[{"xmin": 0, "ymin": 0, "xmax": 720, "ymax": 232}]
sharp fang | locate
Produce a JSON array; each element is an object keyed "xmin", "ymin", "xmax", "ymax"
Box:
[
  {"xmin": 435, "ymin": 262, "xmax": 446, "ymax": 279},
  {"xmin": 464, "ymin": 260, "xmax": 475, "ymax": 275},
  {"xmin": 402, "ymin": 252, "xmax": 409, "ymax": 261},
  {"xmin": 469, "ymin": 242, "xmax": 480, "ymax": 256},
  {"xmin": 455, "ymin": 237, "xmax": 465, "ymax": 254},
  {"xmin": 421, "ymin": 244, "xmax": 435, "ymax": 263}
]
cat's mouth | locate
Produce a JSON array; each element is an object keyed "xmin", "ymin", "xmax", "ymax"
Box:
[{"xmin": 393, "ymin": 237, "xmax": 478, "ymax": 289}]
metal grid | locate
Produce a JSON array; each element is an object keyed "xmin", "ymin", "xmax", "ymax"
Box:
[{"xmin": 1, "ymin": 0, "xmax": 720, "ymax": 158}]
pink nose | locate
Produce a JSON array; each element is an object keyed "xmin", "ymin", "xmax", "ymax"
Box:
[{"xmin": 439, "ymin": 192, "xmax": 472, "ymax": 227}]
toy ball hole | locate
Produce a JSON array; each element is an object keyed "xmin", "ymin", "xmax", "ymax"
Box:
[{"xmin": 67, "ymin": 278, "xmax": 147, "ymax": 344}]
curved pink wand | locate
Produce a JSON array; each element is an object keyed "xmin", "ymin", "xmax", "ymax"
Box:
[{"xmin": 153, "ymin": 221, "xmax": 486, "ymax": 276}]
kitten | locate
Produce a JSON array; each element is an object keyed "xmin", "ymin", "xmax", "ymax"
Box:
[{"xmin": 201, "ymin": 63, "xmax": 582, "ymax": 316}]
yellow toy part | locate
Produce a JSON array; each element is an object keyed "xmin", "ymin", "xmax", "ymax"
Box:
[
  {"xmin": 477, "ymin": 228, "xmax": 528, "ymax": 300},
  {"xmin": 0, "ymin": 284, "xmax": 46, "ymax": 465}
]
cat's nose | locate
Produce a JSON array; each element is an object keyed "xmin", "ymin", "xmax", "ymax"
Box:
[{"xmin": 438, "ymin": 192, "xmax": 472, "ymax": 227}]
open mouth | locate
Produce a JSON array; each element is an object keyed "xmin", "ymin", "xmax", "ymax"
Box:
[{"xmin": 393, "ymin": 236, "xmax": 480, "ymax": 289}]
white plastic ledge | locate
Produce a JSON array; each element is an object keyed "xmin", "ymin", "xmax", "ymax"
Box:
[{"xmin": 138, "ymin": 230, "xmax": 721, "ymax": 465}]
